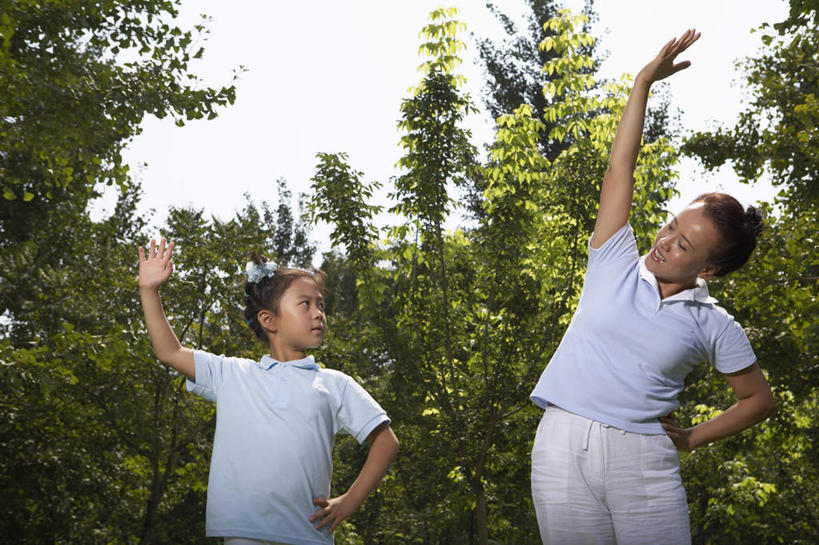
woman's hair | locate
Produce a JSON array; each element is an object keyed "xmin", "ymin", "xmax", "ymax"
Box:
[
  {"xmin": 691, "ymin": 192, "xmax": 764, "ymax": 277},
  {"xmin": 243, "ymin": 254, "xmax": 326, "ymax": 342}
]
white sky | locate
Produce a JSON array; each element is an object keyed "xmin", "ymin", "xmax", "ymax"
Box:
[{"xmin": 110, "ymin": 0, "xmax": 789, "ymax": 257}]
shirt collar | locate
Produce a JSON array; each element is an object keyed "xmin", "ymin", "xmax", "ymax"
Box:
[
  {"xmin": 638, "ymin": 256, "xmax": 718, "ymax": 306},
  {"xmin": 258, "ymin": 354, "xmax": 320, "ymax": 371}
]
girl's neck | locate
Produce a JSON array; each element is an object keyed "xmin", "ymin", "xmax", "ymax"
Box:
[{"xmin": 268, "ymin": 342, "xmax": 308, "ymax": 363}]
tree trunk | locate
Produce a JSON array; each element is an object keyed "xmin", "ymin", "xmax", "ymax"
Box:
[{"xmin": 472, "ymin": 477, "xmax": 489, "ymax": 545}]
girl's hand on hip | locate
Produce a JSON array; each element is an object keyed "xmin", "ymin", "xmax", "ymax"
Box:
[
  {"xmin": 661, "ymin": 412, "xmax": 693, "ymax": 451},
  {"xmin": 637, "ymin": 29, "xmax": 701, "ymax": 85},
  {"xmin": 138, "ymin": 238, "xmax": 174, "ymax": 290},
  {"xmin": 309, "ymin": 494, "xmax": 357, "ymax": 534}
]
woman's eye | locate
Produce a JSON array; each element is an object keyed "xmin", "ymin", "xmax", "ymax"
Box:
[{"xmin": 679, "ymin": 243, "xmax": 687, "ymax": 251}]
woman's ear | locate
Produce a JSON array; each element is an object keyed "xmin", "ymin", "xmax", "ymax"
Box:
[
  {"xmin": 697, "ymin": 263, "xmax": 720, "ymax": 280},
  {"xmin": 257, "ymin": 309, "xmax": 278, "ymax": 334}
]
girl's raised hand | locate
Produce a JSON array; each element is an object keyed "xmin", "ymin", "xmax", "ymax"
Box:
[
  {"xmin": 637, "ymin": 29, "xmax": 701, "ymax": 85},
  {"xmin": 138, "ymin": 238, "xmax": 174, "ymax": 290}
]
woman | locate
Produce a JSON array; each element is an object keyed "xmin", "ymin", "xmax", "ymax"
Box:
[{"xmin": 529, "ymin": 29, "xmax": 774, "ymax": 545}]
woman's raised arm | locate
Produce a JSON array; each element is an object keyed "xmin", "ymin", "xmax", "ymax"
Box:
[{"xmin": 591, "ymin": 29, "xmax": 700, "ymax": 249}]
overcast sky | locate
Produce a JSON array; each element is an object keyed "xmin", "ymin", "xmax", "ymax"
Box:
[{"xmin": 111, "ymin": 0, "xmax": 789, "ymax": 256}]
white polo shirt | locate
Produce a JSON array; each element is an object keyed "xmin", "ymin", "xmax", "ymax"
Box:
[
  {"xmin": 187, "ymin": 351, "xmax": 389, "ymax": 545},
  {"xmin": 530, "ymin": 222, "xmax": 756, "ymax": 434}
]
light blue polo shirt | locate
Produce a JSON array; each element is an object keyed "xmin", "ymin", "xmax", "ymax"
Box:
[
  {"xmin": 187, "ymin": 351, "xmax": 389, "ymax": 545},
  {"xmin": 530, "ymin": 222, "xmax": 756, "ymax": 434}
]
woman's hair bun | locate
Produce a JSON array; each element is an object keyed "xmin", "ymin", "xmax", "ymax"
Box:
[{"xmin": 744, "ymin": 205, "xmax": 764, "ymax": 237}]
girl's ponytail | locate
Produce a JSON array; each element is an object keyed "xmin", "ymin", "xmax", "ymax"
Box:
[{"xmin": 243, "ymin": 255, "xmax": 326, "ymax": 342}]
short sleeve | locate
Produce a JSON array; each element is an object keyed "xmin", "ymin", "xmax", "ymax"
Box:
[
  {"xmin": 712, "ymin": 319, "xmax": 757, "ymax": 374},
  {"xmin": 587, "ymin": 222, "xmax": 640, "ymax": 272},
  {"xmin": 337, "ymin": 376, "xmax": 390, "ymax": 444},
  {"xmin": 185, "ymin": 350, "xmax": 225, "ymax": 402}
]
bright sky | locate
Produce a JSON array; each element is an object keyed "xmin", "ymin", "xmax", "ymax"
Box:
[{"xmin": 111, "ymin": 0, "xmax": 789, "ymax": 257}]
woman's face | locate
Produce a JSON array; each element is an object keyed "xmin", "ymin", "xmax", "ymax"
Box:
[{"xmin": 645, "ymin": 202, "xmax": 722, "ymax": 286}]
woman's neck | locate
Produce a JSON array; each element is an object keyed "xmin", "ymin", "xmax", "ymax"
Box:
[{"xmin": 656, "ymin": 277, "xmax": 698, "ymax": 300}]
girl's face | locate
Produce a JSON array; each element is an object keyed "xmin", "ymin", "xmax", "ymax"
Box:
[
  {"xmin": 645, "ymin": 202, "xmax": 722, "ymax": 287},
  {"xmin": 265, "ymin": 277, "xmax": 326, "ymax": 354}
]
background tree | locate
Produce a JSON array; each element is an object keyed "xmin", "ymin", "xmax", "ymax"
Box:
[
  {"xmin": 678, "ymin": 1, "xmax": 818, "ymax": 542},
  {"xmin": 310, "ymin": 8, "xmax": 680, "ymax": 544},
  {"xmin": 0, "ymin": 0, "xmax": 238, "ymax": 344},
  {"xmin": 0, "ymin": 5, "xmax": 312, "ymax": 532},
  {"xmin": 0, "ymin": 190, "xmax": 315, "ymax": 543},
  {"xmin": 470, "ymin": 0, "xmax": 674, "ymax": 218},
  {"xmin": 4, "ymin": 1, "xmax": 814, "ymax": 543}
]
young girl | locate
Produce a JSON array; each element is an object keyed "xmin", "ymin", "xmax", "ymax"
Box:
[
  {"xmin": 529, "ymin": 30, "xmax": 774, "ymax": 544},
  {"xmin": 138, "ymin": 239, "xmax": 399, "ymax": 545}
]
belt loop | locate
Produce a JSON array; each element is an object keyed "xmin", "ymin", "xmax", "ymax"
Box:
[{"xmin": 583, "ymin": 417, "xmax": 594, "ymax": 451}]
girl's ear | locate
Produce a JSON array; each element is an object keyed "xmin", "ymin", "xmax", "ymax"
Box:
[{"xmin": 257, "ymin": 309, "xmax": 278, "ymax": 334}]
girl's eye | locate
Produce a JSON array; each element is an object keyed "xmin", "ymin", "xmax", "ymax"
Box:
[{"xmin": 679, "ymin": 243, "xmax": 687, "ymax": 251}]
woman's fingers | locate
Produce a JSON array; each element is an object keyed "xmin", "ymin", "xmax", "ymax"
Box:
[
  {"xmin": 674, "ymin": 30, "xmax": 700, "ymax": 55},
  {"xmin": 659, "ymin": 36, "xmax": 677, "ymax": 56},
  {"xmin": 313, "ymin": 510, "xmax": 334, "ymax": 530},
  {"xmin": 671, "ymin": 60, "xmax": 692, "ymax": 75},
  {"xmin": 665, "ymin": 29, "xmax": 699, "ymax": 58}
]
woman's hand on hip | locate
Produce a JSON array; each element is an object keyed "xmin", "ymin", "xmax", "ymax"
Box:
[{"xmin": 661, "ymin": 412, "xmax": 693, "ymax": 451}]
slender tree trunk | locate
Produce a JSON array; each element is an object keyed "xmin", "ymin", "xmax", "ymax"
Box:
[{"xmin": 472, "ymin": 477, "xmax": 489, "ymax": 545}]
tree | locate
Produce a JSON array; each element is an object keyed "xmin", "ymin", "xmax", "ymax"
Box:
[
  {"xmin": 0, "ymin": 0, "xmax": 236, "ymax": 206},
  {"xmin": 682, "ymin": 2, "xmax": 818, "ymax": 213},
  {"xmin": 0, "ymin": 185, "xmax": 315, "ymax": 543},
  {"xmin": 471, "ymin": 0, "xmax": 674, "ymax": 218},
  {"xmin": 678, "ymin": 2, "xmax": 818, "ymax": 542},
  {"xmin": 310, "ymin": 8, "xmax": 680, "ymax": 544},
  {"xmin": 0, "ymin": 0, "xmax": 238, "ymax": 343}
]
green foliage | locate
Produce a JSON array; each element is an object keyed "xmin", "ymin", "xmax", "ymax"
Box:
[
  {"xmin": 682, "ymin": 2, "xmax": 818, "ymax": 211},
  {"xmin": 0, "ymin": 0, "xmax": 237, "ymax": 205},
  {"xmin": 309, "ymin": 8, "xmax": 680, "ymax": 544},
  {"xmin": 680, "ymin": 2, "xmax": 818, "ymax": 542},
  {"xmin": 0, "ymin": 181, "xmax": 314, "ymax": 542},
  {"xmin": 309, "ymin": 153, "xmax": 382, "ymax": 274},
  {"xmin": 5, "ymin": 2, "xmax": 814, "ymax": 544},
  {"xmin": 475, "ymin": 0, "xmax": 594, "ymax": 161}
]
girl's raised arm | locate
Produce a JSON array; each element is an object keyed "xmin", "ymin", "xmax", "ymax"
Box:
[
  {"xmin": 138, "ymin": 238, "xmax": 195, "ymax": 379},
  {"xmin": 591, "ymin": 29, "xmax": 700, "ymax": 249}
]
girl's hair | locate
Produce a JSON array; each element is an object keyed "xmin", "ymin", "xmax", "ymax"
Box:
[
  {"xmin": 243, "ymin": 254, "xmax": 326, "ymax": 342},
  {"xmin": 691, "ymin": 192, "xmax": 764, "ymax": 277}
]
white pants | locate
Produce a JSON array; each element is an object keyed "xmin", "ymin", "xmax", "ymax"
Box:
[{"xmin": 531, "ymin": 405, "xmax": 691, "ymax": 545}]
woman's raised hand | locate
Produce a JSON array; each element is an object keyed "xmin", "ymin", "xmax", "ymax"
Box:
[
  {"xmin": 637, "ymin": 29, "xmax": 701, "ymax": 85},
  {"xmin": 138, "ymin": 238, "xmax": 174, "ymax": 290}
]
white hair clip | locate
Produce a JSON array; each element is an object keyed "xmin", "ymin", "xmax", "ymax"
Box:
[{"xmin": 245, "ymin": 260, "xmax": 278, "ymax": 284}]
